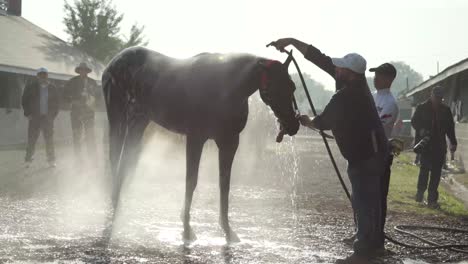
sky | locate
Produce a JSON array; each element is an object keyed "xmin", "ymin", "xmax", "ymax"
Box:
[{"xmin": 22, "ymin": 0, "xmax": 468, "ymax": 91}]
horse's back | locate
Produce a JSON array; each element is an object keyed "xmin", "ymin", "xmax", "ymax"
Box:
[{"xmin": 104, "ymin": 47, "xmax": 259, "ymax": 137}]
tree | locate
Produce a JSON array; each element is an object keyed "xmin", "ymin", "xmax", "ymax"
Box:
[
  {"xmin": 64, "ymin": 0, "xmax": 148, "ymax": 62},
  {"xmin": 290, "ymin": 73, "xmax": 334, "ymax": 113},
  {"xmin": 366, "ymin": 61, "xmax": 424, "ymax": 97},
  {"xmin": 121, "ymin": 24, "xmax": 149, "ymax": 50}
]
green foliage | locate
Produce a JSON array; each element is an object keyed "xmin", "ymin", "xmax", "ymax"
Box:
[
  {"xmin": 290, "ymin": 73, "xmax": 334, "ymax": 114},
  {"xmin": 64, "ymin": 0, "xmax": 148, "ymax": 62},
  {"xmin": 121, "ymin": 24, "xmax": 149, "ymax": 50},
  {"xmin": 367, "ymin": 61, "xmax": 424, "ymax": 97}
]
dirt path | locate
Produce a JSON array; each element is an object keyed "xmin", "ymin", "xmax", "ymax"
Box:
[{"xmin": 0, "ymin": 136, "xmax": 467, "ymax": 263}]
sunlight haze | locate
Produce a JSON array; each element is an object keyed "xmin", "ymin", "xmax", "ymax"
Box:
[{"xmin": 22, "ymin": 0, "xmax": 468, "ymax": 90}]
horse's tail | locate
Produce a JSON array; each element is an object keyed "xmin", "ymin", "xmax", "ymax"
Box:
[{"xmin": 102, "ymin": 68, "xmax": 128, "ymax": 206}]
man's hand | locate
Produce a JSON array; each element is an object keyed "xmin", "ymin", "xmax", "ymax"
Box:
[
  {"xmin": 268, "ymin": 38, "xmax": 309, "ymax": 55},
  {"xmin": 26, "ymin": 115, "xmax": 32, "ymax": 121},
  {"xmin": 450, "ymin": 144, "xmax": 457, "ymax": 153},
  {"xmin": 268, "ymin": 38, "xmax": 295, "ymax": 52},
  {"xmin": 298, "ymin": 115, "xmax": 313, "ymax": 127},
  {"xmin": 389, "ymin": 138, "xmax": 404, "ymax": 156}
]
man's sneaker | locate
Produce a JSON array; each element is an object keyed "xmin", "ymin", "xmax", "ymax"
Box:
[
  {"xmin": 373, "ymin": 246, "xmax": 394, "ymax": 257},
  {"xmin": 415, "ymin": 193, "xmax": 423, "ymax": 203},
  {"xmin": 428, "ymin": 202, "xmax": 440, "ymax": 209},
  {"xmin": 25, "ymin": 161, "xmax": 32, "ymax": 168},
  {"xmin": 342, "ymin": 234, "xmax": 356, "ymax": 247},
  {"xmin": 335, "ymin": 253, "xmax": 372, "ymax": 264}
]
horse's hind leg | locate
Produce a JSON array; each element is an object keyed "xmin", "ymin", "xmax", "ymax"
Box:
[
  {"xmin": 114, "ymin": 114, "xmax": 149, "ymax": 206},
  {"xmin": 215, "ymin": 134, "xmax": 240, "ymax": 243},
  {"xmin": 182, "ymin": 135, "xmax": 206, "ymax": 242},
  {"xmin": 102, "ymin": 70, "xmax": 149, "ymax": 239},
  {"xmin": 103, "ymin": 113, "xmax": 148, "ymax": 242}
]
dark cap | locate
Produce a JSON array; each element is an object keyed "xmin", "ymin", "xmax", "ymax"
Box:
[{"xmin": 369, "ymin": 63, "xmax": 397, "ymax": 79}]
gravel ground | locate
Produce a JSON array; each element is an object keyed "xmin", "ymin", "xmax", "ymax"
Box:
[{"xmin": 0, "ymin": 135, "xmax": 467, "ymax": 264}]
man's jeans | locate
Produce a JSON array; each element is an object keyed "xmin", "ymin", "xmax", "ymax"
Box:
[
  {"xmin": 417, "ymin": 152, "xmax": 444, "ymax": 204},
  {"xmin": 347, "ymin": 153, "xmax": 386, "ymax": 256},
  {"xmin": 25, "ymin": 116, "xmax": 55, "ymax": 162},
  {"xmin": 380, "ymin": 154, "xmax": 393, "ymax": 246},
  {"xmin": 70, "ymin": 110, "xmax": 96, "ymax": 163}
]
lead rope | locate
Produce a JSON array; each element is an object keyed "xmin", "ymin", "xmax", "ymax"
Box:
[{"xmin": 275, "ymin": 48, "xmax": 468, "ymax": 254}]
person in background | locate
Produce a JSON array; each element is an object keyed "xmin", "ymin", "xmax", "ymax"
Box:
[
  {"xmin": 22, "ymin": 67, "xmax": 60, "ymax": 168},
  {"xmin": 411, "ymin": 85, "xmax": 457, "ymax": 208},
  {"xmin": 370, "ymin": 62, "xmax": 399, "ymax": 252},
  {"xmin": 64, "ymin": 62, "xmax": 98, "ymax": 165},
  {"xmin": 370, "ymin": 63, "xmax": 399, "ymax": 138}
]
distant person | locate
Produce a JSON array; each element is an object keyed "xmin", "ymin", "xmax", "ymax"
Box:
[
  {"xmin": 411, "ymin": 86, "xmax": 457, "ymax": 208},
  {"xmin": 64, "ymin": 62, "xmax": 98, "ymax": 164},
  {"xmin": 22, "ymin": 68, "xmax": 59, "ymax": 168},
  {"xmin": 269, "ymin": 38, "xmax": 388, "ymax": 264}
]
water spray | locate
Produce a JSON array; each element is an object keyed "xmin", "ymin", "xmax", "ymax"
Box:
[{"xmin": 267, "ymin": 42, "xmax": 468, "ymax": 254}]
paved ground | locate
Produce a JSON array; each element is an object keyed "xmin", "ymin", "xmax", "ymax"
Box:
[{"xmin": 0, "ymin": 133, "xmax": 467, "ymax": 264}]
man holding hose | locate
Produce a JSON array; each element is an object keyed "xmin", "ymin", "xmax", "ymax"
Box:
[{"xmin": 269, "ymin": 38, "xmax": 389, "ymax": 264}]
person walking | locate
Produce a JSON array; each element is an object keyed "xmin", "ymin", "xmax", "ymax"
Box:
[{"xmin": 411, "ymin": 85, "xmax": 457, "ymax": 208}]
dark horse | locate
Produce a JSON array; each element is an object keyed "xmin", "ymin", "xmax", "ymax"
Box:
[{"xmin": 102, "ymin": 46, "xmax": 299, "ymax": 243}]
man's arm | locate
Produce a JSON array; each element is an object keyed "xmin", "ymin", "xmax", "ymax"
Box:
[
  {"xmin": 446, "ymin": 108, "xmax": 457, "ymax": 150},
  {"xmin": 21, "ymin": 82, "xmax": 32, "ymax": 117},
  {"xmin": 380, "ymin": 99, "xmax": 399, "ymax": 129},
  {"xmin": 299, "ymin": 93, "xmax": 341, "ymax": 131},
  {"xmin": 411, "ymin": 105, "xmax": 422, "ymax": 131},
  {"xmin": 63, "ymin": 79, "xmax": 73, "ymax": 104},
  {"xmin": 49, "ymin": 84, "xmax": 60, "ymax": 119},
  {"xmin": 270, "ymin": 38, "xmax": 336, "ymax": 78}
]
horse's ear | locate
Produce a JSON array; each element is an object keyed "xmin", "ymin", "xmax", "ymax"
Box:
[
  {"xmin": 258, "ymin": 59, "xmax": 281, "ymax": 70},
  {"xmin": 258, "ymin": 59, "xmax": 270, "ymax": 69}
]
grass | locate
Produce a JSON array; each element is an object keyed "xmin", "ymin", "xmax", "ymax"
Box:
[
  {"xmin": 454, "ymin": 173, "xmax": 468, "ymax": 187},
  {"xmin": 388, "ymin": 153, "xmax": 468, "ymax": 217}
]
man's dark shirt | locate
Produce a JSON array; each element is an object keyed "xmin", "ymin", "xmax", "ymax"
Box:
[
  {"xmin": 22, "ymin": 80, "xmax": 59, "ymax": 119},
  {"xmin": 411, "ymin": 99, "xmax": 457, "ymax": 155},
  {"xmin": 64, "ymin": 76, "xmax": 98, "ymax": 113},
  {"xmin": 304, "ymin": 45, "xmax": 388, "ymax": 163}
]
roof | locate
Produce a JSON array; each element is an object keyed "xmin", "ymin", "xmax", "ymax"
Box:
[
  {"xmin": 0, "ymin": 15, "xmax": 105, "ymax": 81},
  {"xmin": 405, "ymin": 57, "xmax": 468, "ymax": 97}
]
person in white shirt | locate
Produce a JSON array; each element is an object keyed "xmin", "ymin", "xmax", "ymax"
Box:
[
  {"xmin": 370, "ymin": 62, "xmax": 399, "ymax": 249},
  {"xmin": 370, "ymin": 63, "xmax": 399, "ymax": 138}
]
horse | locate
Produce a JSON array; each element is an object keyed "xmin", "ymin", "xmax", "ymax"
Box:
[{"xmin": 102, "ymin": 46, "xmax": 299, "ymax": 243}]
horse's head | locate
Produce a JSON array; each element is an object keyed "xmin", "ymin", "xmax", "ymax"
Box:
[{"xmin": 258, "ymin": 59, "xmax": 300, "ymax": 137}]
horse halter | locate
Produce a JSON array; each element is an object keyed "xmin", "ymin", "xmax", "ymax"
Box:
[
  {"xmin": 258, "ymin": 55, "xmax": 299, "ymax": 113},
  {"xmin": 259, "ymin": 60, "xmax": 279, "ymax": 106}
]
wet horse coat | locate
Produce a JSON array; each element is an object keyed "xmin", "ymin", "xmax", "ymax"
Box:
[{"xmin": 102, "ymin": 47, "xmax": 298, "ymax": 242}]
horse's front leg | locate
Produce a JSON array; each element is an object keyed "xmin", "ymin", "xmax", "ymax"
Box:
[
  {"xmin": 182, "ymin": 135, "xmax": 206, "ymax": 243},
  {"xmin": 215, "ymin": 134, "xmax": 240, "ymax": 243}
]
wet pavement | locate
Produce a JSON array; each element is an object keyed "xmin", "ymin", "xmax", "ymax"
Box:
[{"xmin": 0, "ymin": 133, "xmax": 467, "ymax": 263}]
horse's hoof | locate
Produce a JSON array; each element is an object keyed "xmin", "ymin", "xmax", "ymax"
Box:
[
  {"xmin": 226, "ymin": 230, "xmax": 240, "ymax": 243},
  {"xmin": 182, "ymin": 227, "xmax": 197, "ymax": 243}
]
